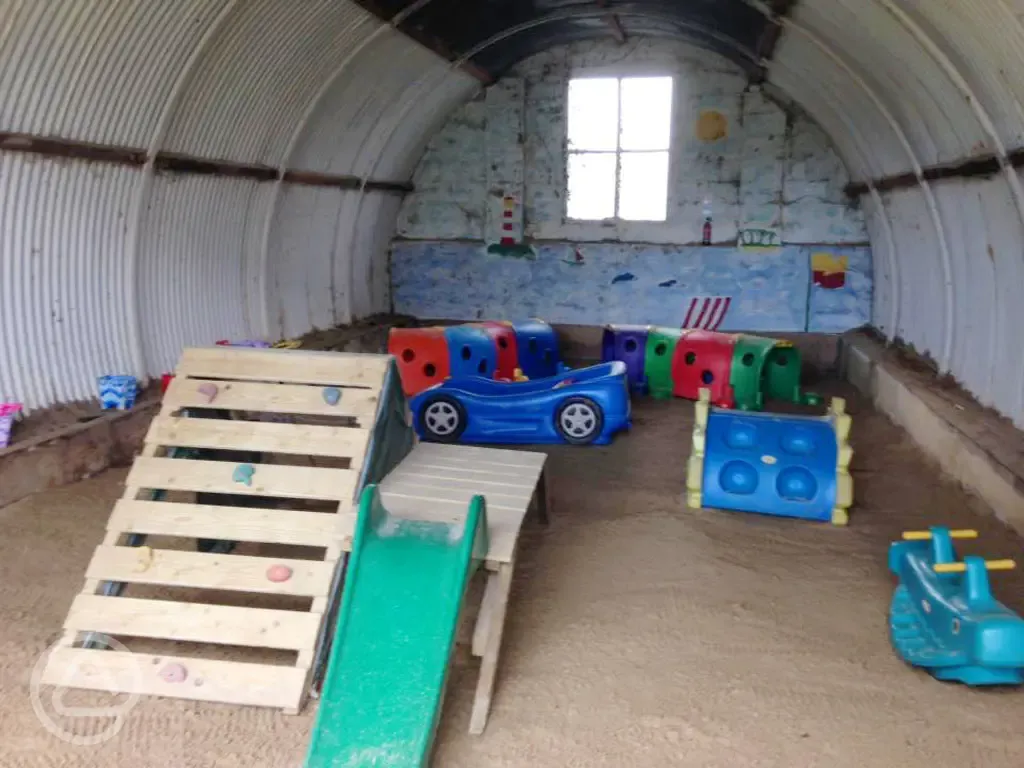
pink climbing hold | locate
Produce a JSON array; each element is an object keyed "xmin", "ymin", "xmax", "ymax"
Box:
[
  {"xmin": 160, "ymin": 663, "xmax": 188, "ymax": 683},
  {"xmin": 266, "ymin": 564, "xmax": 293, "ymax": 583},
  {"xmin": 197, "ymin": 382, "xmax": 218, "ymax": 403}
]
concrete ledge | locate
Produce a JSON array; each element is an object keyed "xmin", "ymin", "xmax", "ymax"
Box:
[
  {"xmin": 0, "ymin": 400, "xmax": 159, "ymax": 508},
  {"xmin": 840, "ymin": 331, "xmax": 1024, "ymax": 533}
]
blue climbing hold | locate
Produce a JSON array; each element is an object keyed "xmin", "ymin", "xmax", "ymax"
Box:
[
  {"xmin": 233, "ymin": 463, "xmax": 256, "ymax": 486},
  {"xmin": 323, "ymin": 387, "xmax": 342, "ymax": 406}
]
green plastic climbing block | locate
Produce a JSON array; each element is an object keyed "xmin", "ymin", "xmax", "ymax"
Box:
[
  {"xmin": 729, "ymin": 334, "xmax": 777, "ymax": 410},
  {"xmin": 729, "ymin": 334, "xmax": 818, "ymax": 409},
  {"xmin": 762, "ymin": 343, "xmax": 805, "ymax": 404},
  {"xmin": 305, "ymin": 484, "xmax": 488, "ymax": 768},
  {"xmin": 644, "ymin": 327, "xmax": 684, "ymax": 399}
]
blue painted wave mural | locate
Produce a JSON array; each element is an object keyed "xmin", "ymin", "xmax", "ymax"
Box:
[{"xmin": 391, "ymin": 241, "xmax": 871, "ymax": 333}]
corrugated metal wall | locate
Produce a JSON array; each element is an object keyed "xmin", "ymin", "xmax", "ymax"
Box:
[
  {"xmin": 0, "ymin": 154, "xmax": 139, "ymax": 407},
  {"xmin": 769, "ymin": 0, "xmax": 1024, "ymax": 428},
  {"xmin": 0, "ymin": 0, "xmax": 478, "ymax": 410},
  {"xmin": 3, "ymin": 0, "xmax": 1024, "ymax": 431}
]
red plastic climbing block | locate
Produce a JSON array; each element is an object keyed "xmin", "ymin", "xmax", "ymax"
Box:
[
  {"xmin": 474, "ymin": 321, "xmax": 519, "ymax": 381},
  {"xmin": 387, "ymin": 327, "xmax": 451, "ymax": 396},
  {"xmin": 671, "ymin": 329, "xmax": 737, "ymax": 407}
]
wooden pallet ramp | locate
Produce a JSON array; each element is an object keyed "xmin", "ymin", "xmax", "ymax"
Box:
[{"xmin": 41, "ymin": 345, "xmax": 408, "ymax": 713}]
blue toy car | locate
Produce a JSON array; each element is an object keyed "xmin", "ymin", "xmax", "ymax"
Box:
[{"xmin": 409, "ymin": 361, "xmax": 631, "ymax": 446}]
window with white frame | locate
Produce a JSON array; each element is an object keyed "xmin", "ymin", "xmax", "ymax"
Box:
[{"xmin": 565, "ymin": 75, "xmax": 674, "ymax": 222}]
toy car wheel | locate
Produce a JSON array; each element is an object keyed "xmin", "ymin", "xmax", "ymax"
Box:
[
  {"xmin": 418, "ymin": 395, "xmax": 467, "ymax": 442},
  {"xmin": 555, "ymin": 397, "xmax": 604, "ymax": 445}
]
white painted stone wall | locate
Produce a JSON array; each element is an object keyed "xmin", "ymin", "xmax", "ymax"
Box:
[{"xmin": 397, "ymin": 38, "xmax": 867, "ymax": 246}]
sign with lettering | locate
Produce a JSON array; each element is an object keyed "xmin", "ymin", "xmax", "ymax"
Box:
[{"xmin": 737, "ymin": 227, "xmax": 781, "ymax": 250}]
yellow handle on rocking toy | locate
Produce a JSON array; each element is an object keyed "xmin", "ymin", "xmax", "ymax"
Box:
[
  {"xmin": 933, "ymin": 559, "xmax": 1016, "ymax": 574},
  {"xmin": 901, "ymin": 529, "xmax": 978, "ymax": 541}
]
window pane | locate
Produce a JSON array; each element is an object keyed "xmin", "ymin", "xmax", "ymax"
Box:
[
  {"xmin": 618, "ymin": 151, "xmax": 669, "ymax": 221},
  {"xmin": 620, "ymin": 76, "xmax": 673, "ymax": 151},
  {"xmin": 567, "ymin": 78, "xmax": 619, "ymax": 151},
  {"xmin": 567, "ymin": 152, "xmax": 616, "ymax": 220}
]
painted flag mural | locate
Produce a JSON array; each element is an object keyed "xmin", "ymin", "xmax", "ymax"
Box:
[
  {"xmin": 812, "ymin": 252, "xmax": 848, "ymax": 290},
  {"xmin": 682, "ymin": 296, "xmax": 732, "ymax": 330}
]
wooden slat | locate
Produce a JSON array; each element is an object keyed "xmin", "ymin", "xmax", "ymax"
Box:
[
  {"xmin": 386, "ymin": 464, "xmax": 540, "ymax": 493},
  {"xmin": 65, "ymin": 595, "xmax": 320, "ymax": 650},
  {"xmin": 164, "ymin": 378, "xmax": 380, "ymax": 420},
  {"xmin": 85, "ymin": 546, "xmax": 336, "ymax": 596},
  {"xmin": 411, "ymin": 442, "xmax": 547, "ymax": 470},
  {"xmin": 399, "ymin": 458, "xmax": 542, "ymax": 481},
  {"xmin": 378, "ymin": 489, "xmax": 522, "ymax": 514},
  {"xmin": 175, "ymin": 346, "xmax": 388, "ymax": 387},
  {"xmin": 108, "ymin": 499, "xmax": 349, "ymax": 547},
  {"xmin": 146, "ymin": 416, "xmax": 368, "ymax": 459},
  {"xmin": 42, "ymin": 648, "xmax": 308, "ymax": 709},
  {"xmin": 126, "ymin": 457, "xmax": 356, "ymax": 502},
  {"xmin": 381, "ymin": 474, "xmax": 535, "ymax": 504}
]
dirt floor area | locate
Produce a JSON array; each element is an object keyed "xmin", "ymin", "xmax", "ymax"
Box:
[{"xmin": 3, "ymin": 380, "xmax": 1024, "ymax": 767}]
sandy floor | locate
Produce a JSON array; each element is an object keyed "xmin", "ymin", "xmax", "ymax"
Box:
[{"xmin": 4, "ymin": 382, "xmax": 1024, "ymax": 767}]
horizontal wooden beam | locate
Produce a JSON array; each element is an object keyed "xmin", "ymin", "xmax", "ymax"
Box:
[
  {"xmin": 283, "ymin": 169, "xmax": 413, "ymax": 193},
  {"xmin": 845, "ymin": 154, "xmax": 1005, "ymax": 197},
  {"xmin": 0, "ymin": 132, "xmax": 145, "ymax": 165},
  {"xmin": 0, "ymin": 132, "xmax": 413, "ymax": 194},
  {"xmin": 153, "ymin": 152, "xmax": 278, "ymax": 181}
]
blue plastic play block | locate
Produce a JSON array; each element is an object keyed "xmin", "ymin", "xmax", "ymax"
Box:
[
  {"xmin": 702, "ymin": 409, "xmax": 837, "ymax": 521},
  {"xmin": 443, "ymin": 324, "xmax": 498, "ymax": 379},
  {"xmin": 888, "ymin": 527, "xmax": 1024, "ymax": 686},
  {"xmin": 511, "ymin": 319, "xmax": 560, "ymax": 379},
  {"xmin": 601, "ymin": 324, "xmax": 649, "ymax": 393}
]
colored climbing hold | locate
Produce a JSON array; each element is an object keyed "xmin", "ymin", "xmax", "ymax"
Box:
[
  {"xmin": 266, "ymin": 564, "xmax": 294, "ymax": 583},
  {"xmin": 133, "ymin": 546, "xmax": 154, "ymax": 573},
  {"xmin": 160, "ymin": 663, "xmax": 188, "ymax": 683},
  {"xmin": 322, "ymin": 387, "xmax": 342, "ymax": 406},
  {"xmin": 233, "ymin": 463, "xmax": 255, "ymax": 486},
  {"xmin": 197, "ymin": 382, "xmax": 218, "ymax": 403}
]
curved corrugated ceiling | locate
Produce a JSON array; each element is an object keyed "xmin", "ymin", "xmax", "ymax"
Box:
[{"xmin": 2, "ymin": 0, "xmax": 1024, "ymax": 431}]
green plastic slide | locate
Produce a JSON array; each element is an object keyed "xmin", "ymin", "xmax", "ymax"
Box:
[{"xmin": 305, "ymin": 484, "xmax": 489, "ymax": 768}]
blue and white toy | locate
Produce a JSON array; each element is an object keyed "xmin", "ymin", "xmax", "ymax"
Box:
[
  {"xmin": 889, "ymin": 526, "xmax": 1024, "ymax": 686},
  {"xmin": 98, "ymin": 374, "xmax": 138, "ymax": 410},
  {"xmin": 409, "ymin": 361, "xmax": 631, "ymax": 446},
  {"xmin": 686, "ymin": 388, "xmax": 853, "ymax": 525}
]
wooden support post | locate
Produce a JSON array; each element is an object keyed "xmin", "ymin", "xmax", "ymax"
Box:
[
  {"xmin": 535, "ymin": 467, "xmax": 551, "ymax": 525},
  {"xmin": 469, "ymin": 562, "xmax": 514, "ymax": 735}
]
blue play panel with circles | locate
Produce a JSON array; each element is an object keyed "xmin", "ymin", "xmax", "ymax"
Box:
[{"xmin": 687, "ymin": 390, "xmax": 854, "ymax": 525}]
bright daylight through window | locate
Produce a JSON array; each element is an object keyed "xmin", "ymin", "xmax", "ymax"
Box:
[{"xmin": 566, "ymin": 75, "xmax": 673, "ymax": 222}]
